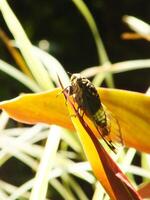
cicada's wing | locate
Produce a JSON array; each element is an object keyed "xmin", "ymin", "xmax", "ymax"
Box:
[
  {"xmin": 97, "ymin": 126, "xmax": 118, "ymax": 153},
  {"xmin": 103, "ymin": 104, "xmax": 124, "ymax": 147},
  {"xmin": 94, "ymin": 104, "xmax": 123, "ymax": 153}
]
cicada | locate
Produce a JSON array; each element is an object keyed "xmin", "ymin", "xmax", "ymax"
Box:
[{"xmin": 64, "ymin": 73, "xmax": 123, "ymax": 153}]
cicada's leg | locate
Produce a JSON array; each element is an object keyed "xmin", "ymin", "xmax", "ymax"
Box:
[
  {"xmin": 56, "ymin": 86, "xmax": 70, "ymax": 97},
  {"xmin": 60, "ymin": 86, "xmax": 73, "ymax": 105},
  {"xmin": 101, "ymin": 126, "xmax": 110, "ymax": 136},
  {"xmin": 81, "ymin": 110, "xmax": 85, "ymax": 118},
  {"xmin": 108, "ymin": 140, "xmax": 117, "ymax": 154},
  {"xmin": 79, "ymin": 108, "xmax": 85, "ymax": 118},
  {"xmin": 97, "ymin": 126, "xmax": 117, "ymax": 153},
  {"xmin": 70, "ymin": 106, "xmax": 81, "ymax": 118},
  {"xmin": 70, "ymin": 105, "xmax": 85, "ymax": 119}
]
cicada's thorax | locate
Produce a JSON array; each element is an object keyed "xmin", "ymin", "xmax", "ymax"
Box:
[
  {"xmin": 70, "ymin": 74, "xmax": 108, "ymax": 135},
  {"xmin": 71, "ymin": 78, "xmax": 84, "ymax": 108}
]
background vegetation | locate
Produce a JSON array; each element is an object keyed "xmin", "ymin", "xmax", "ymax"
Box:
[
  {"xmin": 0, "ymin": 0, "xmax": 150, "ymax": 98},
  {"xmin": 0, "ymin": 0, "xmax": 150, "ymax": 200}
]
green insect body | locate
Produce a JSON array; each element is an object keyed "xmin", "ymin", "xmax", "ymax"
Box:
[
  {"xmin": 69, "ymin": 74, "xmax": 107, "ymax": 126},
  {"xmin": 67, "ymin": 73, "xmax": 117, "ymax": 152}
]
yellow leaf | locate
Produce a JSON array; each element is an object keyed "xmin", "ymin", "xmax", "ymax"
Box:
[
  {"xmin": 67, "ymin": 97, "xmax": 142, "ymax": 200},
  {"xmin": 0, "ymin": 87, "xmax": 150, "ymax": 153},
  {"xmin": 69, "ymin": 105, "xmax": 116, "ymax": 200},
  {"xmin": 99, "ymin": 88, "xmax": 150, "ymax": 153},
  {"xmin": 0, "ymin": 88, "xmax": 73, "ymax": 130}
]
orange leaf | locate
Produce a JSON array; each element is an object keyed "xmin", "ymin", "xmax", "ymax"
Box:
[
  {"xmin": 99, "ymin": 88, "xmax": 150, "ymax": 153},
  {"xmin": 0, "ymin": 88, "xmax": 73, "ymax": 130},
  {"xmin": 67, "ymin": 98, "xmax": 142, "ymax": 200},
  {"xmin": 0, "ymin": 87, "xmax": 150, "ymax": 153},
  {"xmin": 138, "ymin": 182, "xmax": 150, "ymax": 198}
]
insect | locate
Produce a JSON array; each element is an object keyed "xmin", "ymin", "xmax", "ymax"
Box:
[{"xmin": 64, "ymin": 73, "xmax": 122, "ymax": 153}]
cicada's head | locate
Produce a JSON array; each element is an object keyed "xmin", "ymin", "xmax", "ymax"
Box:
[
  {"xmin": 70, "ymin": 73, "xmax": 81, "ymax": 82},
  {"xmin": 70, "ymin": 73, "xmax": 85, "ymax": 86},
  {"xmin": 69, "ymin": 73, "xmax": 84, "ymax": 95}
]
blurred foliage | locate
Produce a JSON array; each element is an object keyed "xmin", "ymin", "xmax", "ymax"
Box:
[
  {"xmin": 0, "ymin": 0, "xmax": 150, "ymax": 199},
  {"xmin": 0, "ymin": 0, "xmax": 149, "ymax": 94}
]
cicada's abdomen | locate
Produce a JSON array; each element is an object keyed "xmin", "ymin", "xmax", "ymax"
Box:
[
  {"xmin": 92, "ymin": 107, "xmax": 109, "ymax": 136},
  {"xmin": 93, "ymin": 107, "xmax": 107, "ymax": 127}
]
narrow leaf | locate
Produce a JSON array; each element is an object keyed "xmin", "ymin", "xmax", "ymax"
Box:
[
  {"xmin": 66, "ymin": 94, "xmax": 142, "ymax": 200},
  {"xmin": 0, "ymin": 0, "xmax": 53, "ymax": 90}
]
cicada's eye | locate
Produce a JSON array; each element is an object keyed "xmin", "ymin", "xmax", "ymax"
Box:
[
  {"xmin": 70, "ymin": 74, "xmax": 76, "ymax": 82},
  {"xmin": 70, "ymin": 73, "xmax": 81, "ymax": 82}
]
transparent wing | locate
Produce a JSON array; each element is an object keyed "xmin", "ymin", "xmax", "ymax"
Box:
[
  {"xmin": 103, "ymin": 104, "xmax": 124, "ymax": 147},
  {"xmin": 93, "ymin": 104, "xmax": 123, "ymax": 153}
]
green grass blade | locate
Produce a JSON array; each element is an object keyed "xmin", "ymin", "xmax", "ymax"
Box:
[
  {"xmin": 30, "ymin": 126, "xmax": 61, "ymax": 200},
  {"xmin": 0, "ymin": 188, "xmax": 8, "ymax": 200},
  {"xmin": 33, "ymin": 46, "xmax": 70, "ymax": 87},
  {"xmin": 127, "ymin": 165, "xmax": 150, "ymax": 179},
  {"xmin": 6, "ymin": 179, "xmax": 33, "ymax": 200},
  {"xmin": 50, "ymin": 178, "xmax": 77, "ymax": 200},
  {"xmin": 123, "ymin": 15, "xmax": 150, "ymax": 35},
  {"xmin": 0, "ymin": 0, "xmax": 53, "ymax": 90},
  {"xmin": 71, "ymin": 0, "xmax": 109, "ymax": 65},
  {"xmin": 0, "ymin": 59, "xmax": 41, "ymax": 92},
  {"xmin": 72, "ymin": 0, "xmax": 114, "ymax": 87},
  {"xmin": 67, "ymin": 176, "xmax": 89, "ymax": 200},
  {"xmin": 60, "ymin": 129, "xmax": 81, "ymax": 153},
  {"xmin": 0, "ymin": 111, "xmax": 9, "ymax": 130},
  {"xmin": 92, "ymin": 182, "xmax": 106, "ymax": 200},
  {"xmin": 81, "ymin": 59, "xmax": 150, "ymax": 77},
  {"xmin": 0, "ymin": 179, "xmax": 31, "ymax": 199},
  {"xmin": 141, "ymin": 153, "xmax": 150, "ymax": 182},
  {"xmin": 0, "ymin": 135, "xmax": 39, "ymax": 170}
]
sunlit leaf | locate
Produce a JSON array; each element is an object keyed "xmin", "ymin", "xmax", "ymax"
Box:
[
  {"xmin": 99, "ymin": 88, "xmax": 150, "ymax": 153},
  {"xmin": 123, "ymin": 15, "xmax": 150, "ymax": 35},
  {"xmin": 81, "ymin": 59, "xmax": 150, "ymax": 78},
  {"xmin": 66, "ymin": 96, "xmax": 142, "ymax": 200},
  {"xmin": 0, "ymin": 87, "xmax": 150, "ymax": 153},
  {"xmin": 138, "ymin": 182, "xmax": 150, "ymax": 199},
  {"xmin": 0, "ymin": 88, "xmax": 73, "ymax": 130}
]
